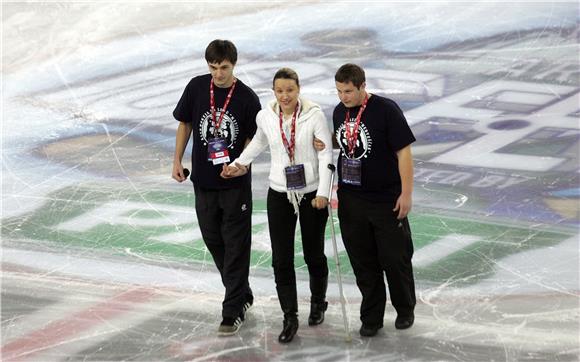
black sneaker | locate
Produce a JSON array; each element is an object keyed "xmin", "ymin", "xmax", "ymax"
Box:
[
  {"xmin": 395, "ymin": 312, "xmax": 414, "ymax": 330},
  {"xmin": 359, "ymin": 324, "xmax": 382, "ymax": 337},
  {"xmin": 242, "ymin": 297, "xmax": 254, "ymax": 315},
  {"xmin": 217, "ymin": 315, "xmax": 243, "ymax": 336}
]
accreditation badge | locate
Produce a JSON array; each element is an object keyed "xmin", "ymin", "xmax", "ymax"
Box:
[
  {"xmin": 207, "ymin": 137, "xmax": 230, "ymax": 165},
  {"xmin": 341, "ymin": 158, "xmax": 362, "ymax": 186},
  {"xmin": 285, "ymin": 164, "xmax": 306, "ymax": 190}
]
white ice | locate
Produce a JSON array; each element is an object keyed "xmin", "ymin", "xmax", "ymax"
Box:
[{"xmin": 2, "ymin": 1, "xmax": 579, "ymax": 361}]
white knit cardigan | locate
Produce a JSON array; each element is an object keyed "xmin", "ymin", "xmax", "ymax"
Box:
[{"xmin": 233, "ymin": 97, "xmax": 333, "ymax": 212}]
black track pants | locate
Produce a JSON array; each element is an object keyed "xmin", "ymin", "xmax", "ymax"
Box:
[
  {"xmin": 194, "ymin": 183, "xmax": 253, "ymax": 319},
  {"xmin": 337, "ymin": 189, "xmax": 416, "ymax": 327}
]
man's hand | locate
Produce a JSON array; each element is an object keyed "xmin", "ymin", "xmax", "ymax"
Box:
[
  {"xmin": 172, "ymin": 163, "xmax": 187, "ymax": 182},
  {"xmin": 393, "ymin": 193, "xmax": 412, "ymax": 220},
  {"xmin": 220, "ymin": 162, "xmax": 248, "ymax": 179},
  {"xmin": 313, "ymin": 137, "xmax": 326, "ymax": 151},
  {"xmin": 311, "ymin": 196, "xmax": 329, "ymax": 209}
]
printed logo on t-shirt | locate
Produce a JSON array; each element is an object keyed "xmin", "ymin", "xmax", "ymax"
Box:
[
  {"xmin": 199, "ymin": 108, "xmax": 239, "ymax": 147},
  {"xmin": 336, "ymin": 120, "xmax": 373, "ymax": 159}
]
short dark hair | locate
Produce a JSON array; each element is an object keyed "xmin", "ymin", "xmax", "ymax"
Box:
[
  {"xmin": 335, "ymin": 63, "xmax": 366, "ymax": 88},
  {"xmin": 205, "ymin": 39, "xmax": 238, "ymax": 65},
  {"xmin": 272, "ymin": 67, "xmax": 300, "ymax": 88}
]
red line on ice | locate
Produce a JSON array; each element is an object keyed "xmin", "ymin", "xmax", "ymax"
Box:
[{"xmin": 1, "ymin": 287, "xmax": 157, "ymax": 361}]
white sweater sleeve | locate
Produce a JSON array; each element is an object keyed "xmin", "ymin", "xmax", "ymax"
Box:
[
  {"xmin": 313, "ymin": 111, "xmax": 334, "ymax": 199},
  {"xmin": 233, "ymin": 117, "xmax": 269, "ymax": 166}
]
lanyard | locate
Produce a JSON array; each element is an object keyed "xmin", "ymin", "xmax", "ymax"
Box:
[
  {"xmin": 210, "ymin": 78, "xmax": 237, "ymax": 137},
  {"xmin": 344, "ymin": 94, "xmax": 369, "ymax": 158},
  {"xmin": 279, "ymin": 102, "xmax": 300, "ymax": 164}
]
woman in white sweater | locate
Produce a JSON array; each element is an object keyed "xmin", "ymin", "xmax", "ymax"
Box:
[{"xmin": 221, "ymin": 68, "xmax": 333, "ymax": 343}]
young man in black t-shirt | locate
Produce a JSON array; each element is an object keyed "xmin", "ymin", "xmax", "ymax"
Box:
[
  {"xmin": 333, "ymin": 63, "xmax": 417, "ymax": 337},
  {"xmin": 172, "ymin": 39, "xmax": 261, "ymax": 336}
]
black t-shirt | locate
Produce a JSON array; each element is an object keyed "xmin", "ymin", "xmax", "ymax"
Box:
[
  {"xmin": 333, "ymin": 94, "xmax": 415, "ymax": 203},
  {"xmin": 173, "ymin": 74, "xmax": 261, "ymax": 189}
]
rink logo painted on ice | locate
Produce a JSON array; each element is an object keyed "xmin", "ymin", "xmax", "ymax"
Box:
[
  {"xmin": 26, "ymin": 33, "xmax": 579, "ymax": 226},
  {"xmin": 408, "ymin": 80, "xmax": 578, "ymax": 173},
  {"xmin": 6, "ymin": 25, "xmax": 577, "ymax": 282},
  {"xmin": 2, "ymin": 186, "xmax": 573, "ymax": 284}
]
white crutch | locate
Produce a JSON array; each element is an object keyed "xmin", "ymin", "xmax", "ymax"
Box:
[{"xmin": 327, "ymin": 164, "xmax": 351, "ymax": 342}]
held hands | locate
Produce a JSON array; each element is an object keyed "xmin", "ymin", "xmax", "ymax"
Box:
[
  {"xmin": 393, "ymin": 193, "xmax": 412, "ymax": 220},
  {"xmin": 311, "ymin": 196, "xmax": 328, "ymax": 210},
  {"xmin": 220, "ymin": 162, "xmax": 248, "ymax": 179}
]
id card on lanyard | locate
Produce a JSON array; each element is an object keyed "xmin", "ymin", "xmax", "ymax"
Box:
[
  {"xmin": 341, "ymin": 94, "xmax": 368, "ymax": 186},
  {"xmin": 285, "ymin": 164, "xmax": 306, "ymax": 190},
  {"xmin": 207, "ymin": 78, "xmax": 236, "ymax": 165},
  {"xmin": 280, "ymin": 102, "xmax": 306, "ymax": 190},
  {"xmin": 208, "ymin": 137, "xmax": 230, "ymax": 165}
]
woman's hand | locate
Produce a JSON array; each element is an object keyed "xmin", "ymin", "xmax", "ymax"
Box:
[{"xmin": 311, "ymin": 196, "xmax": 328, "ymax": 209}]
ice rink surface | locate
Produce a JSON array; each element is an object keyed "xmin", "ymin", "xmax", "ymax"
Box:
[{"xmin": 1, "ymin": 1, "xmax": 579, "ymax": 361}]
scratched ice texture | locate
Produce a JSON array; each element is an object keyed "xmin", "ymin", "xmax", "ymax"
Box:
[{"xmin": 1, "ymin": 1, "xmax": 579, "ymax": 361}]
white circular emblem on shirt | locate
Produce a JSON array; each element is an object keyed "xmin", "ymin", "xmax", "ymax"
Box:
[
  {"xmin": 199, "ymin": 109, "xmax": 239, "ymax": 147},
  {"xmin": 336, "ymin": 120, "xmax": 372, "ymax": 159}
]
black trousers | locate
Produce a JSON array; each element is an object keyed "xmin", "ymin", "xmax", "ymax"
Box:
[
  {"xmin": 194, "ymin": 182, "xmax": 253, "ymax": 319},
  {"xmin": 337, "ymin": 189, "xmax": 416, "ymax": 327},
  {"xmin": 267, "ymin": 188, "xmax": 329, "ymax": 313}
]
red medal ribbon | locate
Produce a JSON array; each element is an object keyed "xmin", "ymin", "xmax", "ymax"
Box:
[
  {"xmin": 279, "ymin": 102, "xmax": 300, "ymax": 163},
  {"xmin": 210, "ymin": 78, "xmax": 237, "ymax": 137},
  {"xmin": 344, "ymin": 94, "xmax": 369, "ymax": 158}
]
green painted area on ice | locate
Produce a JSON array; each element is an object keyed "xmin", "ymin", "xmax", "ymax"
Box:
[{"xmin": 1, "ymin": 185, "xmax": 572, "ymax": 284}]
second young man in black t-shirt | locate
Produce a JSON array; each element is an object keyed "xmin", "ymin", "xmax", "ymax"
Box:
[
  {"xmin": 333, "ymin": 63, "xmax": 417, "ymax": 337},
  {"xmin": 172, "ymin": 39, "xmax": 261, "ymax": 336}
]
